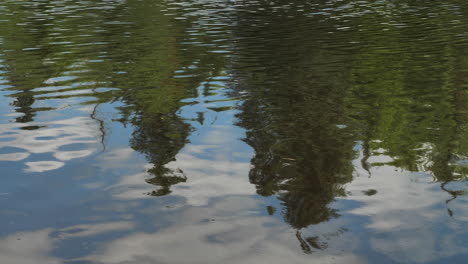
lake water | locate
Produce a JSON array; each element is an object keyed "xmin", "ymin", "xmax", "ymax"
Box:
[{"xmin": 0, "ymin": 1, "xmax": 467, "ymax": 263}]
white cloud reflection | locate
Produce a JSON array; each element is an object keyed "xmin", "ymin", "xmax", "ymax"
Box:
[
  {"xmin": 0, "ymin": 229, "xmax": 60, "ymax": 264},
  {"xmin": 82, "ymin": 197, "xmax": 365, "ymax": 264},
  {"xmin": 106, "ymin": 124, "xmax": 256, "ymax": 206},
  {"xmin": 345, "ymin": 159, "xmax": 468, "ymax": 263},
  {"xmin": 25, "ymin": 161, "xmax": 65, "ymax": 173},
  {"xmin": 0, "ymin": 116, "xmax": 100, "ymax": 172},
  {"xmin": 0, "ymin": 221, "xmax": 135, "ymax": 264},
  {"xmin": 0, "ymin": 152, "xmax": 30, "ymax": 161}
]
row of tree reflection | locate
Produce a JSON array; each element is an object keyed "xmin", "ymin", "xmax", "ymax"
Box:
[
  {"xmin": 233, "ymin": 0, "xmax": 467, "ymax": 246},
  {"xmin": 0, "ymin": 0, "xmax": 467, "ymax": 253}
]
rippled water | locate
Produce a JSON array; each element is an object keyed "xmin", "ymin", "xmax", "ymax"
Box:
[{"xmin": 0, "ymin": 1, "xmax": 467, "ymax": 263}]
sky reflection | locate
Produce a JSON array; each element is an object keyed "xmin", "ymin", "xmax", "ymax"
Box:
[{"xmin": 0, "ymin": 0, "xmax": 467, "ymax": 263}]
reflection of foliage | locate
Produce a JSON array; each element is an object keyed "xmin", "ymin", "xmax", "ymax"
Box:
[
  {"xmin": 0, "ymin": 0, "xmax": 226, "ymax": 195},
  {"xmin": 94, "ymin": 0, "xmax": 227, "ymax": 195},
  {"xmin": 346, "ymin": 1, "xmax": 468, "ymax": 182},
  {"xmin": 296, "ymin": 231, "xmax": 329, "ymax": 254},
  {"xmin": 234, "ymin": 0, "xmax": 468, "ymax": 251},
  {"xmin": 234, "ymin": 8, "xmax": 357, "ymax": 230},
  {"xmin": 130, "ymin": 113, "xmax": 190, "ymax": 196},
  {"xmin": 0, "ymin": 1, "xmax": 48, "ymax": 123}
]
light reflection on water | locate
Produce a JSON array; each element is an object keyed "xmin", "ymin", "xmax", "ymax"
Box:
[{"xmin": 0, "ymin": 0, "xmax": 467, "ymax": 263}]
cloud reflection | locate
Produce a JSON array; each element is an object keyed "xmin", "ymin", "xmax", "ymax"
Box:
[
  {"xmin": 0, "ymin": 116, "xmax": 100, "ymax": 172},
  {"xmin": 346, "ymin": 160, "xmax": 468, "ymax": 263},
  {"xmin": 0, "ymin": 221, "xmax": 134, "ymax": 264},
  {"xmin": 107, "ymin": 124, "xmax": 256, "ymax": 206},
  {"xmin": 81, "ymin": 197, "xmax": 365, "ymax": 264},
  {"xmin": 25, "ymin": 161, "xmax": 65, "ymax": 173},
  {"xmin": 0, "ymin": 229, "xmax": 60, "ymax": 264}
]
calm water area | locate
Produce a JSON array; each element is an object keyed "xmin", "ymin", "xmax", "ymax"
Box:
[{"xmin": 0, "ymin": 1, "xmax": 467, "ymax": 263}]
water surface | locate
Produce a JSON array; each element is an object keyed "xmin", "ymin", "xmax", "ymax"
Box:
[{"xmin": 0, "ymin": 1, "xmax": 467, "ymax": 263}]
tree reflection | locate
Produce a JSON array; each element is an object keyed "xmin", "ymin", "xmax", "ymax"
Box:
[
  {"xmin": 130, "ymin": 113, "xmax": 189, "ymax": 196},
  {"xmin": 346, "ymin": 0, "xmax": 468, "ymax": 201},
  {"xmin": 85, "ymin": 0, "xmax": 228, "ymax": 196},
  {"xmin": 0, "ymin": 1, "xmax": 50, "ymax": 124},
  {"xmin": 231, "ymin": 3, "xmax": 357, "ymax": 253},
  {"xmin": 0, "ymin": 0, "xmax": 226, "ymax": 194},
  {"xmin": 233, "ymin": 0, "xmax": 467, "ymax": 251}
]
